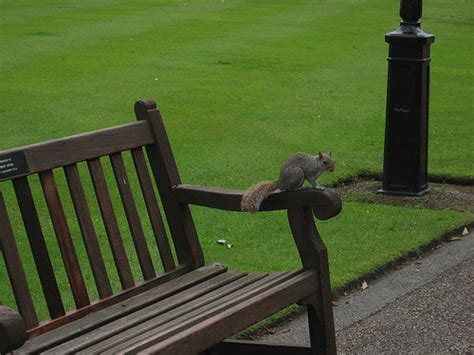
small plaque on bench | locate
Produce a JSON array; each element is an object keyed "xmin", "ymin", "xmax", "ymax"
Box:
[{"xmin": 0, "ymin": 152, "xmax": 29, "ymax": 180}]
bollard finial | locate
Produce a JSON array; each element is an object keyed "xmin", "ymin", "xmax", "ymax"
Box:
[{"xmin": 400, "ymin": 0, "xmax": 422, "ymax": 25}]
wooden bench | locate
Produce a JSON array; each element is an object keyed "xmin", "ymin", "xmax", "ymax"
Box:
[{"xmin": 0, "ymin": 100, "xmax": 342, "ymax": 354}]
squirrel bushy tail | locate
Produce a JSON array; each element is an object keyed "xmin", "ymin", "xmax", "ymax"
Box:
[{"xmin": 241, "ymin": 181, "xmax": 278, "ymax": 213}]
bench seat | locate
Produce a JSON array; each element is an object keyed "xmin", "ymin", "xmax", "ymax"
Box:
[{"xmin": 16, "ymin": 264, "xmax": 317, "ymax": 354}]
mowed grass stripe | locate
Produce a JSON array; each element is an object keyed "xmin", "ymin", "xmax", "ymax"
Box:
[
  {"xmin": 1, "ymin": 1, "xmax": 308, "ymax": 69},
  {"xmin": 1, "ymin": 1, "xmax": 365, "ymax": 85}
]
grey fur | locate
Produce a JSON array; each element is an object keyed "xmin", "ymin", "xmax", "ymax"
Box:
[
  {"xmin": 277, "ymin": 152, "xmax": 332, "ymax": 191},
  {"xmin": 241, "ymin": 152, "xmax": 335, "ymax": 212}
]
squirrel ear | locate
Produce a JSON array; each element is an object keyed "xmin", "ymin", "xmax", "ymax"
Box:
[
  {"xmin": 318, "ymin": 152, "xmax": 323, "ymax": 159},
  {"xmin": 328, "ymin": 151, "xmax": 332, "ymax": 157}
]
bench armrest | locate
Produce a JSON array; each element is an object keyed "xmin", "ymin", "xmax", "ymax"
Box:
[
  {"xmin": 173, "ymin": 184, "xmax": 342, "ymax": 220},
  {"xmin": 0, "ymin": 306, "xmax": 27, "ymax": 353}
]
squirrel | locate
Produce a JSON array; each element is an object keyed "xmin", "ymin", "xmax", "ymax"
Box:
[{"xmin": 241, "ymin": 152, "xmax": 335, "ymax": 213}]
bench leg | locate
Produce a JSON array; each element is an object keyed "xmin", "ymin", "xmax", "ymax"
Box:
[
  {"xmin": 287, "ymin": 207, "xmax": 337, "ymax": 355},
  {"xmin": 306, "ymin": 297, "xmax": 336, "ymax": 355},
  {"xmin": 304, "ymin": 248, "xmax": 337, "ymax": 355}
]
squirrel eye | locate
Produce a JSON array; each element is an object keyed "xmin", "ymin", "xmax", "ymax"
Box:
[{"xmin": 323, "ymin": 161, "xmax": 327, "ymax": 165}]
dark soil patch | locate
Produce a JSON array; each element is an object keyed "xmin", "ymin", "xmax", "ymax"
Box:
[{"xmin": 337, "ymin": 180, "xmax": 474, "ymax": 213}]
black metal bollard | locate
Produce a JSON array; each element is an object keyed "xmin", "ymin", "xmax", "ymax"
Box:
[{"xmin": 379, "ymin": 0, "xmax": 435, "ymax": 196}]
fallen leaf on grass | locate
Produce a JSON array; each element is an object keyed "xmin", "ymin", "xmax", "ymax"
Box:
[
  {"xmin": 216, "ymin": 239, "xmax": 226, "ymax": 245},
  {"xmin": 361, "ymin": 281, "xmax": 368, "ymax": 290},
  {"xmin": 226, "ymin": 244, "xmax": 233, "ymax": 249},
  {"xmin": 462, "ymin": 227, "xmax": 469, "ymax": 236}
]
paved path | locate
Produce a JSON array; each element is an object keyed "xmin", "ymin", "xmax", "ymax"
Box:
[{"xmin": 258, "ymin": 230, "xmax": 474, "ymax": 353}]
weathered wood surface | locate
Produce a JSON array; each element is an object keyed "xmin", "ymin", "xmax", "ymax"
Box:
[
  {"xmin": 135, "ymin": 100, "xmax": 204, "ymax": 269},
  {"xmin": 131, "ymin": 147, "xmax": 175, "ymax": 271},
  {"xmin": 134, "ymin": 270, "xmax": 318, "ymax": 355},
  {"xmin": 0, "ymin": 193, "xmax": 38, "ymax": 329},
  {"xmin": 12, "ymin": 177, "xmax": 65, "ymax": 320},
  {"xmin": 35, "ymin": 271, "xmax": 313, "ymax": 355},
  {"xmin": 88, "ymin": 157, "xmax": 135, "ymax": 289},
  {"xmin": 0, "ymin": 121, "xmax": 154, "ymax": 181},
  {"xmin": 110, "ymin": 152, "xmax": 156, "ymax": 280},
  {"xmin": 64, "ymin": 163, "xmax": 113, "ymax": 299},
  {"xmin": 26, "ymin": 265, "xmax": 189, "ymax": 339},
  {"xmin": 19, "ymin": 264, "xmax": 223, "ymax": 352},
  {"xmin": 104, "ymin": 272, "xmax": 297, "ymax": 354},
  {"xmin": 85, "ymin": 272, "xmax": 283, "ymax": 354},
  {"xmin": 288, "ymin": 207, "xmax": 337, "ymax": 354},
  {"xmin": 39, "ymin": 170, "xmax": 90, "ymax": 309},
  {"xmin": 51, "ymin": 271, "xmax": 255, "ymax": 354},
  {"xmin": 174, "ymin": 184, "xmax": 342, "ymax": 220}
]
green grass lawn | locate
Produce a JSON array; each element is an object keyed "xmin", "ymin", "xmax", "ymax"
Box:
[{"xmin": 0, "ymin": 0, "xmax": 472, "ymax": 322}]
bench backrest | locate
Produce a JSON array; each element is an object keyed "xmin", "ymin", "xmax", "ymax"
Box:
[{"xmin": 0, "ymin": 100, "xmax": 204, "ymax": 337}]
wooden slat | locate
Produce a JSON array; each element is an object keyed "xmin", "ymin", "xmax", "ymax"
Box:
[
  {"xmin": 104, "ymin": 271, "xmax": 300, "ymax": 354},
  {"xmin": 82, "ymin": 272, "xmax": 270, "ymax": 354},
  {"xmin": 0, "ymin": 192, "xmax": 38, "ymax": 329},
  {"xmin": 0, "ymin": 121, "xmax": 154, "ymax": 181},
  {"xmin": 39, "ymin": 170, "xmax": 90, "ymax": 309},
  {"xmin": 50, "ymin": 270, "xmax": 253, "ymax": 354},
  {"xmin": 211, "ymin": 339, "xmax": 312, "ymax": 355},
  {"xmin": 20, "ymin": 264, "xmax": 222, "ymax": 352},
  {"xmin": 87, "ymin": 158, "xmax": 134, "ymax": 289},
  {"xmin": 131, "ymin": 147, "xmax": 175, "ymax": 272},
  {"xmin": 64, "ymin": 164, "xmax": 113, "ymax": 299},
  {"xmin": 174, "ymin": 184, "xmax": 342, "ymax": 219},
  {"xmin": 134, "ymin": 100, "xmax": 204, "ymax": 269},
  {"xmin": 110, "ymin": 153, "xmax": 155, "ymax": 280},
  {"xmin": 26, "ymin": 265, "xmax": 189, "ymax": 341},
  {"xmin": 12, "ymin": 177, "xmax": 65, "ymax": 319},
  {"xmin": 134, "ymin": 270, "xmax": 318, "ymax": 355}
]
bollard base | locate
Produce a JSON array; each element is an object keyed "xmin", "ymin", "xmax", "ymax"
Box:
[{"xmin": 377, "ymin": 187, "xmax": 430, "ymax": 196}]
